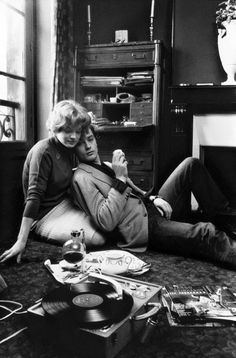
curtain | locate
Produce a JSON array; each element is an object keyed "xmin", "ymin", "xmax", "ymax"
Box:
[{"xmin": 51, "ymin": 0, "xmax": 75, "ymax": 108}]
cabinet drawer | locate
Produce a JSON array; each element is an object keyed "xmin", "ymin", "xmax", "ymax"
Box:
[
  {"xmin": 100, "ymin": 152, "xmax": 153, "ymax": 171},
  {"xmin": 130, "ymin": 102, "xmax": 153, "ymax": 125},
  {"xmin": 127, "ymin": 153, "xmax": 152, "ymax": 171},
  {"xmin": 79, "ymin": 43, "xmax": 157, "ymax": 69}
]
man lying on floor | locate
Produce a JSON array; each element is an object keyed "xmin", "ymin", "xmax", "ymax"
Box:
[{"xmin": 71, "ymin": 124, "xmax": 236, "ymax": 269}]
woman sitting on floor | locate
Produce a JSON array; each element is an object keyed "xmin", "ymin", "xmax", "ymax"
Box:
[{"xmin": 0, "ymin": 100, "xmax": 105, "ymax": 264}]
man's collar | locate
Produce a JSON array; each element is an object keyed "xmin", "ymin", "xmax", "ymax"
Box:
[{"xmin": 78, "ymin": 162, "xmax": 114, "ymax": 185}]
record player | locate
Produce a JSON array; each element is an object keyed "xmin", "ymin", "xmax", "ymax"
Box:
[{"xmin": 27, "ymin": 273, "xmax": 162, "ymax": 358}]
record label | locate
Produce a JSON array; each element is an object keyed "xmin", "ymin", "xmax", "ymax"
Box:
[{"xmin": 72, "ymin": 294, "xmax": 103, "ymax": 308}]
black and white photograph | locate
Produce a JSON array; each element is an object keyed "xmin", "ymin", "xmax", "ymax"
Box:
[{"xmin": 0, "ymin": 0, "xmax": 236, "ymax": 357}]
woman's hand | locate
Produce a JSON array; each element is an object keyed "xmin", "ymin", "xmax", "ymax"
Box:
[
  {"xmin": 150, "ymin": 196, "xmax": 173, "ymax": 220},
  {"xmin": 112, "ymin": 149, "xmax": 128, "ymax": 182},
  {"xmin": 0, "ymin": 217, "xmax": 33, "ymax": 264},
  {"xmin": 0, "ymin": 240, "xmax": 27, "ymax": 264}
]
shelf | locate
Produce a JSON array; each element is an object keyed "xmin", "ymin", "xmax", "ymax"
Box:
[
  {"xmin": 81, "ymin": 84, "xmax": 153, "ymax": 89},
  {"xmin": 82, "ymin": 41, "xmax": 160, "ymax": 49},
  {"xmin": 170, "ymin": 85, "xmax": 236, "ymax": 113},
  {"xmin": 81, "ymin": 84, "xmax": 123, "ymax": 88},
  {"xmin": 94, "ymin": 124, "xmax": 154, "ymax": 132},
  {"xmin": 88, "ymin": 102, "xmax": 152, "ymax": 106}
]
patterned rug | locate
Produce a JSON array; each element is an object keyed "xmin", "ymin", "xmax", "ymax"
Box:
[{"xmin": 0, "ymin": 239, "xmax": 236, "ymax": 358}]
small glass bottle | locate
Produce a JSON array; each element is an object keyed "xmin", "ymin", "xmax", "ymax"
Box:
[{"xmin": 62, "ymin": 230, "xmax": 86, "ymax": 265}]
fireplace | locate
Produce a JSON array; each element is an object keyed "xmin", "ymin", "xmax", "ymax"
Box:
[
  {"xmin": 193, "ymin": 114, "xmax": 236, "ymax": 207},
  {"xmin": 170, "ymin": 85, "xmax": 236, "ymax": 209}
]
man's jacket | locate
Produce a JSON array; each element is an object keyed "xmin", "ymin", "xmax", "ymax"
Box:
[{"xmin": 72, "ymin": 163, "xmax": 148, "ymax": 252}]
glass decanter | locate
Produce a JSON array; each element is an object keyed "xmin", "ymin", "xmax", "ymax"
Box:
[{"xmin": 62, "ymin": 229, "xmax": 86, "ymax": 265}]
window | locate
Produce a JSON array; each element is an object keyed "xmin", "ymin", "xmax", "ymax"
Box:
[{"xmin": 0, "ymin": 0, "xmax": 35, "ymax": 143}]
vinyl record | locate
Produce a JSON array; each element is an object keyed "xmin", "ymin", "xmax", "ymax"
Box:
[{"xmin": 42, "ymin": 282, "xmax": 133, "ymax": 328}]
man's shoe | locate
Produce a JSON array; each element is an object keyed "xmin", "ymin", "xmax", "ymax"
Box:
[
  {"xmin": 217, "ymin": 206, "xmax": 236, "ymax": 216},
  {"xmin": 213, "ymin": 215, "xmax": 236, "ymax": 239},
  {"xmin": 222, "ymin": 240, "xmax": 236, "ymax": 269}
]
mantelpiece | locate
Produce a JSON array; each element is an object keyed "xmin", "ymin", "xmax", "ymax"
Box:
[{"xmin": 170, "ymin": 85, "xmax": 236, "ymax": 112}]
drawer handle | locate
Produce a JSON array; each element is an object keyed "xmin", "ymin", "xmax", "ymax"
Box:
[
  {"xmin": 85, "ymin": 55, "xmax": 97, "ymax": 62},
  {"xmin": 112, "ymin": 54, "xmax": 118, "ymax": 60},
  {"xmin": 130, "ymin": 159, "xmax": 144, "ymax": 166},
  {"xmin": 132, "ymin": 53, "xmax": 146, "ymax": 59}
]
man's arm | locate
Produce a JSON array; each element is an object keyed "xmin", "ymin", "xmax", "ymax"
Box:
[
  {"xmin": 72, "ymin": 171, "xmax": 131, "ymax": 232},
  {"xmin": 73, "ymin": 148, "xmax": 133, "ymax": 231}
]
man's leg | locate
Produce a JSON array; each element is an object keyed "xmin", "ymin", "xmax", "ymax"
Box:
[
  {"xmin": 158, "ymin": 157, "xmax": 229, "ymax": 221},
  {"xmin": 147, "ymin": 157, "xmax": 236, "ymax": 266},
  {"xmin": 147, "ymin": 205, "xmax": 236, "ymax": 268}
]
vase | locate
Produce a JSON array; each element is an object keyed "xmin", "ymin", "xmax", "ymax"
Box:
[{"xmin": 218, "ymin": 19, "xmax": 236, "ymax": 85}]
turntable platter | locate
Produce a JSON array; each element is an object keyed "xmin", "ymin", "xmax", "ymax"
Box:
[{"xmin": 42, "ymin": 282, "xmax": 133, "ymax": 328}]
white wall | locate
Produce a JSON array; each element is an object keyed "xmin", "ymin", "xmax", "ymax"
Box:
[
  {"xmin": 192, "ymin": 113, "xmax": 236, "ymax": 158},
  {"xmin": 36, "ymin": 0, "xmax": 53, "ymax": 139}
]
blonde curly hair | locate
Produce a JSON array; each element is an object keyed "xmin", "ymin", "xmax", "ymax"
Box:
[{"xmin": 46, "ymin": 100, "xmax": 91, "ymax": 134}]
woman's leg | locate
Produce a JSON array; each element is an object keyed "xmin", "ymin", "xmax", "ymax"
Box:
[
  {"xmin": 35, "ymin": 198, "xmax": 106, "ymax": 246},
  {"xmin": 158, "ymin": 157, "xmax": 229, "ymax": 221}
]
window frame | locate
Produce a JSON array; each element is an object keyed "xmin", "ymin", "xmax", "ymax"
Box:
[{"xmin": 0, "ymin": 0, "xmax": 36, "ymax": 148}]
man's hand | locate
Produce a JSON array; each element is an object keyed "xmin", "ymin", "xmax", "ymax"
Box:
[
  {"xmin": 150, "ymin": 196, "xmax": 173, "ymax": 220},
  {"xmin": 112, "ymin": 149, "xmax": 128, "ymax": 183},
  {"xmin": 0, "ymin": 241, "xmax": 26, "ymax": 264}
]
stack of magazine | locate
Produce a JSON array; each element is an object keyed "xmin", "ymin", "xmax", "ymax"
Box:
[
  {"xmin": 81, "ymin": 76, "xmax": 124, "ymax": 87},
  {"xmin": 124, "ymin": 71, "xmax": 153, "ymax": 86},
  {"xmin": 161, "ymin": 285, "xmax": 236, "ymax": 327}
]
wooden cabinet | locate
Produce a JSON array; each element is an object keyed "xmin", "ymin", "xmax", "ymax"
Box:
[{"xmin": 75, "ymin": 41, "xmax": 163, "ymax": 191}]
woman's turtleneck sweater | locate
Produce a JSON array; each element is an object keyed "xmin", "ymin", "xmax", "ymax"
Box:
[{"xmin": 22, "ymin": 136, "xmax": 78, "ymax": 221}]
